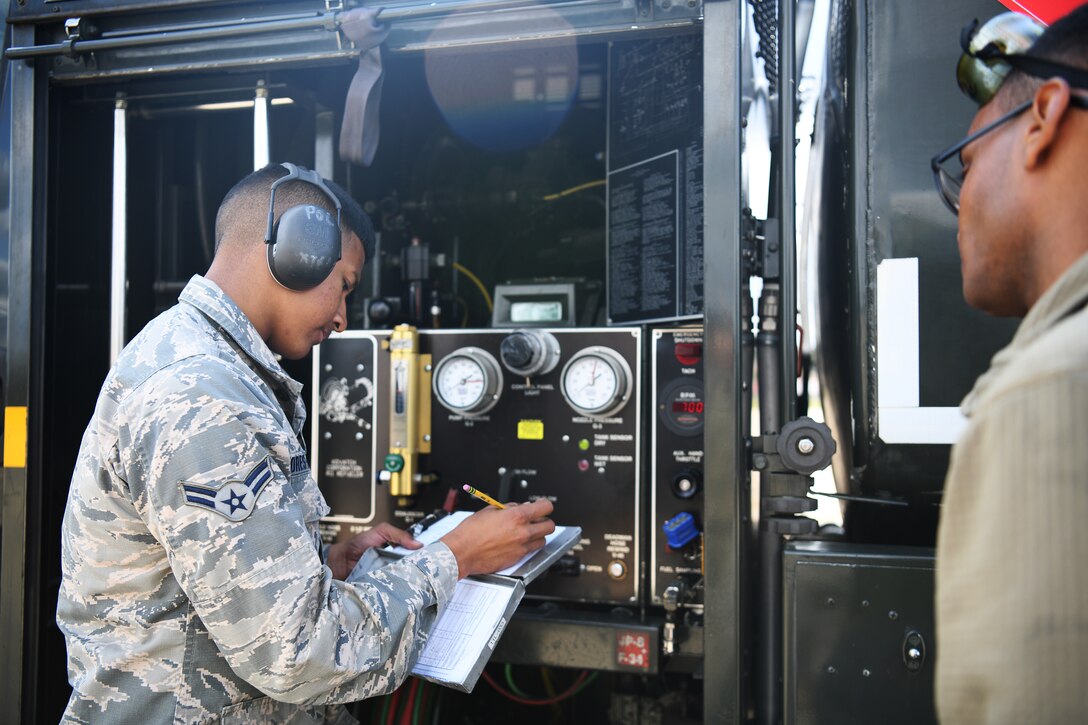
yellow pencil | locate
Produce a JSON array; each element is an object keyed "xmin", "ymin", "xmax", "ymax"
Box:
[{"xmin": 462, "ymin": 484, "xmax": 506, "ymax": 509}]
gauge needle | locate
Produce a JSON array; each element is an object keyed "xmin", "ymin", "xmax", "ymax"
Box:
[
  {"xmin": 587, "ymin": 361, "xmax": 601, "ymax": 386},
  {"xmin": 459, "ymin": 378, "xmax": 482, "ymax": 386}
]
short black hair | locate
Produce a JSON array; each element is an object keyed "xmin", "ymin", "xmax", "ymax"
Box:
[
  {"xmin": 325, "ymin": 177, "xmax": 376, "ymax": 265},
  {"xmin": 214, "ymin": 163, "xmax": 375, "ymax": 265},
  {"xmin": 999, "ymin": 3, "xmax": 1088, "ymax": 107}
]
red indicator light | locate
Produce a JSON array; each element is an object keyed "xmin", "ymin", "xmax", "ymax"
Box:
[{"xmin": 674, "ymin": 342, "xmax": 702, "ymax": 366}]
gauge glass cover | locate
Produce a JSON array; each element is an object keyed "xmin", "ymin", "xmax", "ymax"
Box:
[
  {"xmin": 563, "ymin": 354, "xmax": 619, "ymax": 413},
  {"xmin": 435, "ymin": 356, "xmax": 488, "ymax": 410}
]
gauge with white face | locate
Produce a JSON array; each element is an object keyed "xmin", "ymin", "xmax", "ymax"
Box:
[
  {"xmin": 560, "ymin": 347, "xmax": 633, "ymax": 418},
  {"xmin": 432, "ymin": 347, "xmax": 503, "ymax": 416}
]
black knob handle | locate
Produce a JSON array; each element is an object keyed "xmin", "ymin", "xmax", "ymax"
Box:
[
  {"xmin": 500, "ymin": 333, "xmax": 536, "ymax": 369},
  {"xmin": 671, "ymin": 469, "xmax": 702, "ymax": 499}
]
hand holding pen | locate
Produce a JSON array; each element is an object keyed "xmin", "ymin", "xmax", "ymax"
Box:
[{"xmin": 440, "ymin": 494, "xmax": 555, "ymax": 579}]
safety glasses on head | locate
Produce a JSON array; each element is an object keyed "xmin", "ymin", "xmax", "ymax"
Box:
[
  {"xmin": 957, "ymin": 12, "xmax": 1088, "ymax": 107},
  {"xmin": 957, "ymin": 12, "xmax": 1044, "ymax": 106}
]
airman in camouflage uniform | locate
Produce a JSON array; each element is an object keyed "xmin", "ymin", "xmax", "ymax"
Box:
[
  {"xmin": 58, "ymin": 269, "xmax": 460, "ymax": 723},
  {"xmin": 58, "ymin": 164, "xmax": 554, "ymax": 723}
]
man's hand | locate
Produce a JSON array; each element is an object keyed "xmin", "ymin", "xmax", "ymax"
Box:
[
  {"xmin": 326, "ymin": 522, "xmax": 422, "ymax": 580},
  {"xmin": 440, "ymin": 499, "xmax": 556, "ymax": 579}
]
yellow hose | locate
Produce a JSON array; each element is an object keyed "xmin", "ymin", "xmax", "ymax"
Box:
[
  {"xmin": 542, "ymin": 179, "xmax": 606, "ymax": 202},
  {"xmin": 452, "ymin": 262, "xmax": 493, "ymax": 312}
]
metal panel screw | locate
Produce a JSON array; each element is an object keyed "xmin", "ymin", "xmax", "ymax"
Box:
[
  {"xmin": 888, "ymin": 610, "xmax": 899, "ymax": 620},
  {"xmin": 797, "ymin": 437, "xmax": 815, "ymax": 454},
  {"xmin": 862, "ymin": 669, "xmax": 871, "ymax": 677}
]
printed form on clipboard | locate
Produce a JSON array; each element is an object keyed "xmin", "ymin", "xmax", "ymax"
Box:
[{"xmin": 363, "ymin": 510, "xmax": 582, "ymax": 692}]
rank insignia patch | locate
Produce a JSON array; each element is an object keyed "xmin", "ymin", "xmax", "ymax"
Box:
[{"xmin": 180, "ymin": 457, "xmax": 274, "ymax": 521}]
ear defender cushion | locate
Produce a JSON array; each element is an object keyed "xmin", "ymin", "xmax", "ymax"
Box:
[{"xmin": 267, "ymin": 204, "xmax": 342, "ymax": 291}]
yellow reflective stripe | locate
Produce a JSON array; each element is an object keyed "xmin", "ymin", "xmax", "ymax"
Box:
[{"xmin": 4, "ymin": 406, "xmax": 28, "ymax": 468}]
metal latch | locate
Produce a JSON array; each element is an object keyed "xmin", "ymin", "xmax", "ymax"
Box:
[{"xmin": 902, "ymin": 629, "xmax": 927, "ymax": 672}]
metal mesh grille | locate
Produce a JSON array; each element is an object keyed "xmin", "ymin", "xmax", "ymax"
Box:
[{"xmin": 749, "ymin": 0, "xmax": 780, "ymax": 93}]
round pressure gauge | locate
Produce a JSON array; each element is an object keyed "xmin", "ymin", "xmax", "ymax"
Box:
[
  {"xmin": 432, "ymin": 347, "xmax": 503, "ymax": 416},
  {"xmin": 560, "ymin": 347, "xmax": 633, "ymax": 418}
]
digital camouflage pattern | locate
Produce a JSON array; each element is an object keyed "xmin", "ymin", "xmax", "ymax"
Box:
[{"xmin": 57, "ymin": 275, "xmax": 458, "ymax": 724}]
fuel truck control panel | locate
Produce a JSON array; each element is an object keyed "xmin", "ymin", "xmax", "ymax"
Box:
[
  {"xmin": 650, "ymin": 327, "xmax": 705, "ymax": 610},
  {"xmin": 313, "ymin": 327, "xmax": 642, "ymax": 605}
]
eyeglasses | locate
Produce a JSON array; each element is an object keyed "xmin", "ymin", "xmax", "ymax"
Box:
[{"xmin": 931, "ymin": 94, "xmax": 1088, "ymax": 215}]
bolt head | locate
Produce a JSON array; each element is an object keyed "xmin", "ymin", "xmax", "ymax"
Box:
[{"xmin": 797, "ymin": 437, "xmax": 815, "ymax": 454}]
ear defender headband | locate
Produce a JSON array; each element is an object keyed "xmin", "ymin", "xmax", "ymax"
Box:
[
  {"xmin": 957, "ymin": 12, "xmax": 1088, "ymax": 107},
  {"xmin": 264, "ymin": 162, "xmax": 344, "ymax": 291}
]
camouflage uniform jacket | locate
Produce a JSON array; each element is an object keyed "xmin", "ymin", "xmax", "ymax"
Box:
[{"xmin": 57, "ymin": 275, "xmax": 459, "ymax": 724}]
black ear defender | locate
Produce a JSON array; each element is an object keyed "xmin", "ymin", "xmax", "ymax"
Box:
[{"xmin": 264, "ymin": 162, "xmax": 344, "ymax": 291}]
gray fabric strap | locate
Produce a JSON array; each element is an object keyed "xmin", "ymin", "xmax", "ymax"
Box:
[{"xmin": 338, "ymin": 8, "xmax": 391, "ymax": 167}]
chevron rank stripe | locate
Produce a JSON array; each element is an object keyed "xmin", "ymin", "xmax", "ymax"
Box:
[
  {"xmin": 246, "ymin": 458, "xmax": 273, "ymax": 497},
  {"xmin": 179, "ymin": 456, "xmax": 275, "ymax": 522}
]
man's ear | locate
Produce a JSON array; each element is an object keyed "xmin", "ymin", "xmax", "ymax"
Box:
[{"xmin": 1024, "ymin": 78, "xmax": 1073, "ymax": 170}]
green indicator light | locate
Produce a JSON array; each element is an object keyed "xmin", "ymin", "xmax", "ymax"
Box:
[{"xmin": 578, "ymin": 439, "xmax": 590, "ymax": 451}]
